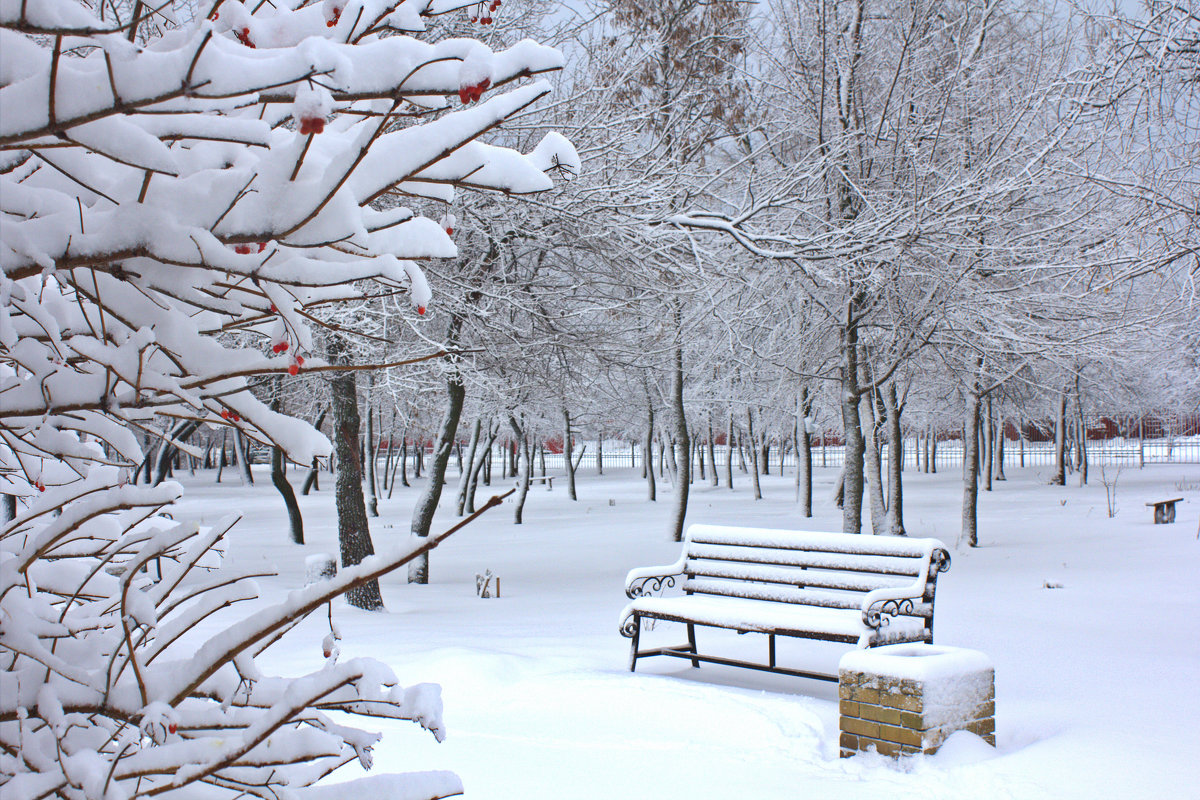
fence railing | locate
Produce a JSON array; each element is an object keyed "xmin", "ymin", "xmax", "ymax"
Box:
[{"xmin": 386, "ymin": 435, "xmax": 1200, "ymax": 475}]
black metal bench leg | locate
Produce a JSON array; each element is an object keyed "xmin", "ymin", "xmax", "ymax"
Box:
[
  {"xmin": 768, "ymin": 634, "xmax": 776, "ymax": 669},
  {"xmin": 687, "ymin": 623, "xmax": 699, "ymax": 668},
  {"xmin": 629, "ymin": 616, "xmax": 641, "ymax": 672}
]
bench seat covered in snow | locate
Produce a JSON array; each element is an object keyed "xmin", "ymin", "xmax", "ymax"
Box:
[{"xmin": 619, "ymin": 524, "xmax": 951, "ymax": 682}]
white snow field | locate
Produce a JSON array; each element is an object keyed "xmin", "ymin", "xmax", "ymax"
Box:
[{"xmin": 173, "ymin": 462, "xmax": 1200, "ymax": 800}]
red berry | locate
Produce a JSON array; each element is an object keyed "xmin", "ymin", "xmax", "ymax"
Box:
[
  {"xmin": 482, "ymin": 16, "xmax": 492, "ymax": 24},
  {"xmin": 35, "ymin": 480, "xmax": 45, "ymax": 492},
  {"xmin": 417, "ymin": 305, "xmax": 426, "ymax": 315},
  {"xmin": 234, "ymin": 244, "xmax": 253, "ymax": 254},
  {"xmin": 277, "ymin": 341, "xmax": 289, "ymax": 352},
  {"xmin": 288, "ymin": 363, "xmax": 299, "ymax": 376},
  {"xmin": 323, "ymin": 649, "xmax": 332, "ymax": 658},
  {"xmin": 270, "ymin": 303, "xmax": 277, "ymax": 312},
  {"xmin": 220, "ymin": 409, "xmax": 230, "ymax": 420},
  {"xmin": 168, "ymin": 723, "xmax": 177, "ymax": 734},
  {"xmin": 295, "ymin": 355, "xmax": 305, "ymax": 366},
  {"xmin": 470, "ymin": 16, "xmax": 478, "ymax": 22},
  {"xmin": 299, "ymin": 117, "xmax": 325, "ymax": 135},
  {"xmin": 231, "ymin": 413, "xmax": 240, "ymax": 422},
  {"xmin": 458, "ymin": 88, "xmax": 470, "ymax": 104},
  {"xmin": 445, "ymin": 227, "xmax": 454, "ymax": 235},
  {"xmin": 236, "ymin": 28, "xmax": 254, "ymax": 48},
  {"xmin": 257, "ymin": 242, "xmax": 267, "ymax": 253}
]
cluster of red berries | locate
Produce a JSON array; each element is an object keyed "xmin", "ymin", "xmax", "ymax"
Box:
[
  {"xmin": 326, "ymin": 5, "xmax": 342, "ymax": 26},
  {"xmin": 271, "ymin": 340, "xmax": 290, "ymax": 354},
  {"xmin": 469, "ymin": 0, "xmax": 500, "ymax": 23},
  {"xmin": 34, "ymin": 480, "xmax": 45, "ymax": 492},
  {"xmin": 219, "ymin": 409, "xmax": 242, "ymax": 422},
  {"xmin": 235, "ymin": 27, "xmax": 254, "ymax": 48},
  {"xmin": 233, "ymin": 242, "xmax": 267, "ymax": 254},
  {"xmin": 288, "ymin": 355, "xmax": 305, "ymax": 376},
  {"xmin": 458, "ymin": 78, "xmax": 491, "ymax": 104},
  {"xmin": 299, "ymin": 116, "xmax": 325, "ymax": 135}
]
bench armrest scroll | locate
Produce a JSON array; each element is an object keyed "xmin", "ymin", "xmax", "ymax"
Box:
[
  {"xmin": 861, "ymin": 547, "xmax": 951, "ymax": 629},
  {"xmin": 624, "ymin": 557, "xmax": 687, "ymax": 599}
]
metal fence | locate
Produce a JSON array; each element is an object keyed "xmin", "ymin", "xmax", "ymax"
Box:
[{"xmin": 448, "ymin": 435, "xmax": 1200, "ymax": 475}]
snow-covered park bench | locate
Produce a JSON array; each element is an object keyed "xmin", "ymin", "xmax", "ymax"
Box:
[{"xmin": 619, "ymin": 525, "xmax": 952, "ymax": 682}]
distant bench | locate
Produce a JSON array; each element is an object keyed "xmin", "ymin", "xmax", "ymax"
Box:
[
  {"xmin": 518, "ymin": 475, "xmax": 554, "ymax": 490},
  {"xmin": 619, "ymin": 525, "xmax": 951, "ymax": 682},
  {"xmin": 1146, "ymin": 497, "xmax": 1182, "ymax": 524}
]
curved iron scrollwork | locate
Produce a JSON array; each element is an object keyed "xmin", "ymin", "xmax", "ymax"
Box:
[
  {"xmin": 619, "ymin": 615, "xmax": 640, "ymax": 638},
  {"xmin": 931, "ymin": 548, "xmax": 951, "ymax": 574},
  {"xmin": 626, "ymin": 574, "xmax": 677, "ymax": 599},
  {"xmin": 863, "ymin": 597, "xmax": 916, "ymax": 629}
]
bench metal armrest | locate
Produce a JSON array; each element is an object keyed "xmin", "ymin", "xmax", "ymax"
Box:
[
  {"xmin": 624, "ymin": 550, "xmax": 688, "ymax": 598},
  {"xmin": 861, "ymin": 547, "xmax": 950, "ymax": 629}
]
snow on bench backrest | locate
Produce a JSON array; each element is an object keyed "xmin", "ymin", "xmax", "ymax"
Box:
[{"xmin": 676, "ymin": 525, "xmax": 946, "ymax": 615}]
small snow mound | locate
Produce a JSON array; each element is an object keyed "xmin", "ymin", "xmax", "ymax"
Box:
[{"xmin": 930, "ymin": 731, "xmax": 997, "ymax": 766}]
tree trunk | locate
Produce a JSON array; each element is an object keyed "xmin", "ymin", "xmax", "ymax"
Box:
[
  {"xmin": 153, "ymin": 420, "xmax": 200, "ymax": 486},
  {"xmin": 840, "ymin": 307, "xmax": 866, "ymax": 534},
  {"xmin": 330, "ymin": 362, "xmax": 383, "ymax": 610},
  {"xmin": 983, "ymin": 395, "xmax": 994, "ymax": 492},
  {"xmin": 563, "ymin": 408, "xmax": 577, "ymax": 501},
  {"xmin": 645, "ymin": 403, "xmax": 656, "ymax": 501},
  {"xmin": 883, "ymin": 384, "xmax": 906, "ymax": 536},
  {"xmin": 1050, "ymin": 387, "xmax": 1067, "ymax": 485},
  {"xmin": 725, "ymin": 410, "xmax": 734, "ymax": 489},
  {"xmin": 270, "ymin": 383, "xmax": 304, "ymax": 545},
  {"xmin": 233, "ymin": 430, "xmax": 254, "ymax": 486},
  {"xmin": 668, "ymin": 337, "xmax": 690, "ymax": 542},
  {"xmin": 747, "ymin": 409, "xmax": 762, "ymax": 500},
  {"xmin": 962, "ymin": 390, "xmax": 982, "ymax": 548},
  {"xmin": 930, "ymin": 427, "xmax": 937, "ymax": 474},
  {"xmin": 597, "ymin": 431, "xmax": 604, "ymax": 475},
  {"xmin": 859, "ymin": 385, "xmax": 887, "ymax": 535},
  {"xmin": 408, "ymin": 373, "xmax": 465, "ymax": 584},
  {"xmin": 456, "ymin": 417, "xmax": 482, "ymax": 516},
  {"xmin": 365, "ymin": 396, "xmax": 378, "ymax": 518},
  {"xmin": 466, "ymin": 424, "xmax": 497, "ymax": 514},
  {"xmin": 216, "ymin": 428, "xmax": 227, "ymax": 483},
  {"xmin": 301, "ymin": 407, "xmax": 328, "ymax": 495},
  {"xmin": 995, "ymin": 416, "xmax": 1006, "ymax": 481},
  {"xmin": 707, "ymin": 416, "xmax": 719, "ymax": 487},
  {"xmin": 798, "ymin": 387, "xmax": 813, "ymax": 517},
  {"xmin": 511, "ymin": 416, "xmax": 532, "ymax": 524}
]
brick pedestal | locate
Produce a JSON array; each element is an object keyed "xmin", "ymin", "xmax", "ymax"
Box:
[{"xmin": 838, "ymin": 644, "xmax": 994, "ymax": 758}]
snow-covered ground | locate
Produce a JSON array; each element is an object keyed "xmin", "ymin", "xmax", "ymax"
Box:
[{"xmin": 174, "ymin": 462, "xmax": 1200, "ymax": 799}]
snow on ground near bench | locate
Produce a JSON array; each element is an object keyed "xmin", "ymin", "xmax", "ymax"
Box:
[{"xmin": 174, "ymin": 462, "xmax": 1200, "ymax": 799}]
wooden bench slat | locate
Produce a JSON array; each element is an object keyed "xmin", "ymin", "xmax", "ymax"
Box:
[
  {"xmin": 687, "ymin": 544, "xmax": 923, "ymax": 577},
  {"xmin": 686, "ymin": 524, "xmax": 938, "ymax": 558},
  {"xmin": 683, "ymin": 577, "xmax": 934, "ymax": 617},
  {"xmin": 685, "ymin": 559, "xmax": 913, "ymax": 592}
]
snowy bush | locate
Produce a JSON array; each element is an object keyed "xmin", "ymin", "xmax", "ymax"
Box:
[{"xmin": 0, "ymin": 0, "xmax": 574, "ymax": 797}]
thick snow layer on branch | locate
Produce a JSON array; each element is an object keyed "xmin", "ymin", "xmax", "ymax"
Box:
[{"xmin": 1, "ymin": 1, "xmax": 569, "ymax": 796}]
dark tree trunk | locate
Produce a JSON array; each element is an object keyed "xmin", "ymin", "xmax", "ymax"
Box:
[
  {"xmin": 798, "ymin": 387, "xmax": 813, "ymax": 518},
  {"xmin": 330, "ymin": 362, "xmax": 384, "ymax": 610},
  {"xmin": 1051, "ymin": 387, "xmax": 1067, "ymax": 485},
  {"xmin": 962, "ymin": 390, "xmax": 982, "ymax": 548},
  {"xmin": 840, "ymin": 304, "xmax": 866, "ymax": 534},
  {"xmin": 747, "ymin": 409, "xmax": 762, "ymax": 500},
  {"xmin": 409, "ymin": 366, "xmax": 465, "ymax": 585},
  {"xmin": 270, "ymin": 382, "xmax": 304, "ymax": 545},
  {"xmin": 563, "ymin": 408, "xmax": 577, "ymax": 500},
  {"xmin": 365, "ymin": 394, "xmax": 378, "ymax": 517},
  {"xmin": 153, "ymin": 420, "xmax": 200, "ymax": 486},
  {"xmin": 233, "ymin": 430, "xmax": 254, "ymax": 486},
  {"xmin": 645, "ymin": 403, "xmax": 656, "ymax": 501},
  {"xmin": 668, "ymin": 337, "xmax": 690, "ymax": 542},
  {"xmin": 883, "ymin": 384, "xmax": 906, "ymax": 536},
  {"xmin": 301, "ymin": 407, "xmax": 328, "ymax": 496},
  {"xmin": 511, "ymin": 416, "xmax": 532, "ymax": 524},
  {"xmin": 456, "ymin": 417, "xmax": 482, "ymax": 516}
]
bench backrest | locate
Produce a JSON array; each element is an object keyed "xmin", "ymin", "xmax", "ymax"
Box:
[{"xmin": 680, "ymin": 524, "xmax": 949, "ymax": 625}]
